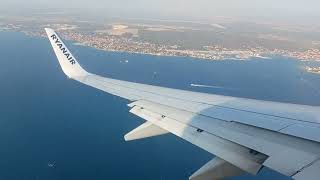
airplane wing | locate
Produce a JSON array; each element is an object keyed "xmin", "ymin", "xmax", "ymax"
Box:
[{"xmin": 45, "ymin": 28, "xmax": 320, "ymax": 180}]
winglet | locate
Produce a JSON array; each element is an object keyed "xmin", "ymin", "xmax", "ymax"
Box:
[{"xmin": 45, "ymin": 28, "xmax": 89, "ymax": 78}]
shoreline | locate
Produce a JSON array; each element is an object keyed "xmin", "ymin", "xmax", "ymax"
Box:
[{"xmin": 3, "ymin": 29, "xmax": 320, "ymax": 64}]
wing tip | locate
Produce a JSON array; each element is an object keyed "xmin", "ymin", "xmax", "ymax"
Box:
[
  {"xmin": 44, "ymin": 28, "xmax": 54, "ymax": 36},
  {"xmin": 45, "ymin": 28, "xmax": 89, "ymax": 78}
]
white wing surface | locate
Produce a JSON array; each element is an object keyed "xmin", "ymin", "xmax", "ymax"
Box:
[{"xmin": 45, "ymin": 28, "xmax": 320, "ymax": 180}]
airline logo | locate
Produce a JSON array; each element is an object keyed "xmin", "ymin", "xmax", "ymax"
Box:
[{"xmin": 50, "ymin": 34, "xmax": 76, "ymax": 65}]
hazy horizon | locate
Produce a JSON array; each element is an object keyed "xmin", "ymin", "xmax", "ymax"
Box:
[{"xmin": 1, "ymin": 0, "xmax": 320, "ymax": 25}]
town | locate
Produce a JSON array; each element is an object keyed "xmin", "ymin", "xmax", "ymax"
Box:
[{"xmin": 2, "ymin": 20, "xmax": 320, "ymax": 63}]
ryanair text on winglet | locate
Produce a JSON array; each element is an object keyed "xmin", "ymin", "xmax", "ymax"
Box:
[{"xmin": 50, "ymin": 34, "xmax": 76, "ymax": 65}]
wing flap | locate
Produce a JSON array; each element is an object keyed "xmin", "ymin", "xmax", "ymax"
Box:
[
  {"xmin": 280, "ymin": 123, "xmax": 320, "ymax": 143},
  {"xmin": 129, "ymin": 104, "xmax": 267, "ymax": 174},
  {"xmin": 189, "ymin": 157, "xmax": 245, "ymax": 180},
  {"xmin": 293, "ymin": 159, "xmax": 320, "ymax": 180},
  {"xmin": 124, "ymin": 121, "xmax": 168, "ymax": 141},
  {"xmin": 129, "ymin": 100, "xmax": 320, "ymax": 176}
]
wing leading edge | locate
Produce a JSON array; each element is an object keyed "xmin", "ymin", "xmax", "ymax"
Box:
[{"xmin": 45, "ymin": 28, "xmax": 320, "ymax": 180}]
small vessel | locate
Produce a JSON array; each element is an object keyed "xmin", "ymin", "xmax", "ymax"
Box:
[{"xmin": 48, "ymin": 161, "xmax": 55, "ymax": 168}]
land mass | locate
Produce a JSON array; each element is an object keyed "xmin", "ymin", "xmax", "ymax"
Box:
[{"xmin": 1, "ymin": 14, "xmax": 320, "ymax": 63}]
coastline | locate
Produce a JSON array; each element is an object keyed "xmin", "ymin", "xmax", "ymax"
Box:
[{"xmin": 4, "ymin": 29, "xmax": 320, "ymax": 67}]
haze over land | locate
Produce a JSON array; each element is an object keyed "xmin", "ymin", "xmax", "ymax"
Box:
[
  {"xmin": 1, "ymin": 0, "xmax": 320, "ymax": 24},
  {"xmin": 0, "ymin": 0, "xmax": 320, "ymax": 69}
]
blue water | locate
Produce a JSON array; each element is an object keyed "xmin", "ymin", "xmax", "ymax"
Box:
[{"xmin": 0, "ymin": 31, "xmax": 319, "ymax": 180}]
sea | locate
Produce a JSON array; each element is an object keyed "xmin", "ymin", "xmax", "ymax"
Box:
[{"xmin": 0, "ymin": 31, "xmax": 319, "ymax": 180}]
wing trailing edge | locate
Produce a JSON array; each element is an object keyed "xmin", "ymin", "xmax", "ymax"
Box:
[
  {"xmin": 189, "ymin": 157, "xmax": 245, "ymax": 180},
  {"xmin": 124, "ymin": 121, "xmax": 168, "ymax": 141},
  {"xmin": 128, "ymin": 101, "xmax": 267, "ymax": 175}
]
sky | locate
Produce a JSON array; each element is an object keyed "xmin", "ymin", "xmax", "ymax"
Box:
[{"xmin": 1, "ymin": 0, "xmax": 320, "ymax": 23}]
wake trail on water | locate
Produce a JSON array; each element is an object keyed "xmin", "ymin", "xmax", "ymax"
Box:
[{"xmin": 190, "ymin": 83, "xmax": 238, "ymax": 91}]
